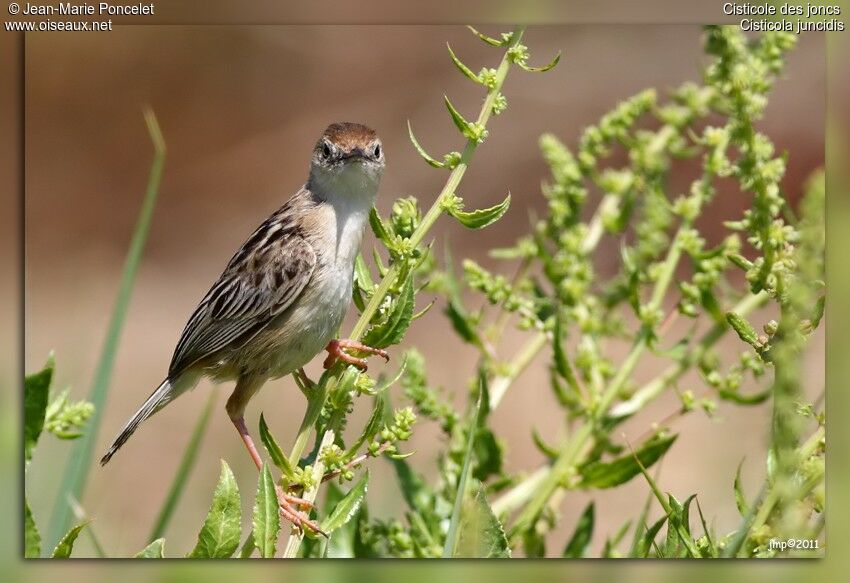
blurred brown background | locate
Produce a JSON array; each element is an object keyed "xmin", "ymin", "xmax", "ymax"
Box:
[{"xmin": 24, "ymin": 26, "xmax": 824, "ymax": 557}]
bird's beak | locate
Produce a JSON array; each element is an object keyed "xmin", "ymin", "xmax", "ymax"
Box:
[{"xmin": 342, "ymin": 147, "xmax": 367, "ymax": 162}]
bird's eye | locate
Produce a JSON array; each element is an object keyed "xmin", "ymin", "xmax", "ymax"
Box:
[
  {"xmin": 373, "ymin": 144, "xmax": 382, "ymax": 158},
  {"xmin": 322, "ymin": 143, "xmax": 332, "ymax": 159}
]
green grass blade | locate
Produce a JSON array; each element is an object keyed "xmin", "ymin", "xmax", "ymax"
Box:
[
  {"xmin": 148, "ymin": 388, "xmax": 217, "ymax": 542},
  {"xmin": 442, "ymin": 379, "xmax": 485, "ymax": 558},
  {"xmin": 46, "ymin": 108, "xmax": 166, "ymax": 549}
]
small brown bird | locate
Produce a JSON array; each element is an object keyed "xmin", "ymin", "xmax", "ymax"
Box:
[{"xmin": 101, "ymin": 122, "xmax": 389, "ymax": 532}]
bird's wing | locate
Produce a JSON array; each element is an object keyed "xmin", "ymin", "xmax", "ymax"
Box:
[{"xmin": 168, "ymin": 219, "xmax": 317, "ymax": 377}]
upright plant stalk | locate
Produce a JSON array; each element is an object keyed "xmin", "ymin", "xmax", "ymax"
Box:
[
  {"xmin": 148, "ymin": 388, "xmax": 218, "ymax": 542},
  {"xmin": 349, "ymin": 27, "xmax": 525, "ymax": 341},
  {"xmin": 282, "ymin": 22, "xmax": 525, "ymax": 504},
  {"xmin": 46, "ymin": 109, "xmax": 166, "ymax": 550}
]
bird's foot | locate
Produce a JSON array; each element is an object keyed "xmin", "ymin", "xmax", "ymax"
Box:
[
  {"xmin": 275, "ymin": 485, "xmax": 326, "ymax": 537},
  {"xmin": 323, "ymin": 339, "xmax": 389, "ymax": 371}
]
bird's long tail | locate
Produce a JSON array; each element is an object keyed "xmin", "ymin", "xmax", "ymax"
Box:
[{"xmin": 100, "ymin": 378, "xmax": 176, "ymax": 466}]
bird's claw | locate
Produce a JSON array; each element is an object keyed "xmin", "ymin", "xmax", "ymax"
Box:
[{"xmin": 323, "ymin": 339, "xmax": 389, "ymax": 371}]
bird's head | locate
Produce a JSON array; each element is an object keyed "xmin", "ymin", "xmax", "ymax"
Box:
[{"xmin": 309, "ymin": 122, "xmax": 385, "ymax": 200}]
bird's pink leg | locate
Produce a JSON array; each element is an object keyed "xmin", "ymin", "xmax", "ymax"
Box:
[
  {"xmin": 323, "ymin": 339, "xmax": 389, "ymax": 371},
  {"xmin": 229, "ymin": 411, "xmax": 324, "ymax": 535}
]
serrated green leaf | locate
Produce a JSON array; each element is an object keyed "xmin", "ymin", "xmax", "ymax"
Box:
[
  {"xmin": 580, "ymin": 434, "xmax": 677, "ymax": 489},
  {"xmin": 734, "ymin": 460, "xmax": 749, "ymax": 517},
  {"xmin": 51, "ymin": 521, "xmax": 88, "ymax": 558},
  {"xmin": 446, "ymin": 43, "xmax": 481, "ymax": 83},
  {"xmin": 187, "ymin": 460, "xmax": 242, "ymax": 558},
  {"xmin": 24, "ymin": 498, "xmax": 41, "ymax": 558},
  {"xmin": 362, "ymin": 273, "xmax": 415, "ymax": 349},
  {"xmin": 518, "ymin": 51, "xmax": 561, "ymax": 73},
  {"xmin": 407, "ymin": 121, "xmax": 445, "ymax": 168},
  {"xmin": 259, "ymin": 413, "xmax": 295, "ymax": 481},
  {"xmin": 135, "ymin": 538, "xmax": 165, "ymax": 558},
  {"xmin": 454, "ymin": 486, "xmax": 510, "ymax": 558},
  {"xmin": 252, "ymin": 463, "xmax": 281, "ymax": 558},
  {"xmin": 25, "ymin": 355, "xmax": 54, "ymax": 462},
  {"xmin": 321, "ymin": 471, "xmax": 369, "ymax": 534},
  {"xmin": 563, "ymin": 501, "xmax": 594, "ymax": 558},
  {"xmin": 447, "ymin": 193, "xmax": 511, "ymax": 229}
]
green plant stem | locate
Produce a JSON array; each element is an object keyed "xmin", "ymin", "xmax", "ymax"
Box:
[
  {"xmin": 495, "ymin": 291, "xmax": 765, "ymax": 525},
  {"xmin": 278, "ymin": 27, "xmax": 526, "ymax": 550},
  {"xmin": 47, "ymin": 108, "xmax": 166, "ymax": 550},
  {"xmin": 349, "ymin": 26, "xmax": 525, "ymax": 342},
  {"xmin": 740, "ymin": 424, "xmax": 824, "ymax": 556},
  {"xmin": 148, "ymin": 388, "xmax": 217, "ymax": 542},
  {"xmin": 490, "ymin": 332, "xmax": 547, "ymax": 409},
  {"xmin": 283, "ymin": 430, "xmax": 335, "ymax": 558},
  {"xmin": 508, "ymin": 205, "xmax": 717, "ymax": 535}
]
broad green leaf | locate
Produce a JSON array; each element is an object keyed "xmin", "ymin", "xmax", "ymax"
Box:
[
  {"xmin": 346, "ymin": 394, "xmax": 386, "ymax": 458},
  {"xmin": 579, "ymin": 434, "xmax": 677, "ymax": 489},
  {"xmin": 446, "ymin": 43, "xmax": 481, "ymax": 83},
  {"xmin": 51, "ymin": 522, "xmax": 88, "ymax": 558},
  {"xmin": 321, "ymin": 471, "xmax": 369, "ymax": 534},
  {"xmin": 135, "ymin": 538, "xmax": 165, "ymax": 558},
  {"xmin": 252, "ymin": 463, "xmax": 281, "ymax": 558},
  {"xmin": 187, "ymin": 460, "xmax": 241, "ymax": 558},
  {"xmin": 447, "ymin": 193, "xmax": 511, "ymax": 229},
  {"xmin": 454, "ymin": 486, "xmax": 510, "ymax": 558},
  {"xmin": 259, "ymin": 413, "xmax": 295, "ymax": 481},
  {"xmin": 362, "ymin": 273, "xmax": 415, "ymax": 349},
  {"xmin": 25, "ymin": 355, "xmax": 54, "ymax": 462},
  {"xmin": 563, "ymin": 501, "xmax": 594, "ymax": 558},
  {"xmin": 734, "ymin": 460, "xmax": 749, "ymax": 517},
  {"xmin": 24, "ymin": 498, "xmax": 41, "ymax": 558}
]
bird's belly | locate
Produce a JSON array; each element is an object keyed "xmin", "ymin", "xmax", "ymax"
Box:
[{"xmin": 234, "ymin": 264, "xmax": 352, "ymax": 379}]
